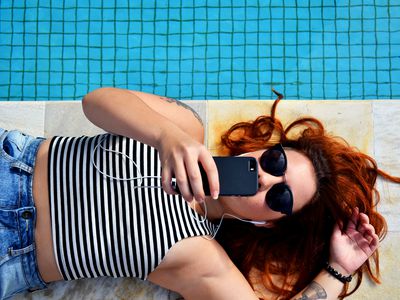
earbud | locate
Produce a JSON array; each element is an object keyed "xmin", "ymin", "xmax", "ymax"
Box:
[{"xmin": 248, "ymin": 220, "xmax": 267, "ymax": 225}]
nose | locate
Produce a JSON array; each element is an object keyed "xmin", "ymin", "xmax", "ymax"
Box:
[{"xmin": 258, "ymin": 171, "xmax": 284, "ymax": 192}]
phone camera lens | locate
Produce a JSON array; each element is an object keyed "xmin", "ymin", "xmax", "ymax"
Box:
[{"xmin": 249, "ymin": 159, "xmax": 257, "ymax": 172}]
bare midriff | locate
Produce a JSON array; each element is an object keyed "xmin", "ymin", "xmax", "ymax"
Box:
[{"xmin": 32, "ymin": 138, "xmax": 64, "ymax": 283}]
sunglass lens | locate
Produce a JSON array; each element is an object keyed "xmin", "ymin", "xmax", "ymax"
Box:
[
  {"xmin": 260, "ymin": 144, "xmax": 287, "ymax": 176},
  {"xmin": 266, "ymin": 183, "xmax": 293, "ymax": 215}
]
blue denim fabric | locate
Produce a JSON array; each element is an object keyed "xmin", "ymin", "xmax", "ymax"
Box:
[{"xmin": 0, "ymin": 129, "xmax": 47, "ymax": 300}]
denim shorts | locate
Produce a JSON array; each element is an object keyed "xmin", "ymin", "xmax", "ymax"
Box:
[{"xmin": 0, "ymin": 129, "xmax": 47, "ymax": 300}]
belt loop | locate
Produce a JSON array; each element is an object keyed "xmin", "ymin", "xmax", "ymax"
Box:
[
  {"xmin": 10, "ymin": 161, "xmax": 34, "ymax": 174},
  {"xmin": 9, "ymin": 136, "xmax": 44, "ymax": 174}
]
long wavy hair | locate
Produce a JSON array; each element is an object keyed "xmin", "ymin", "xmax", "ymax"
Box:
[{"xmin": 216, "ymin": 91, "xmax": 399, "ymax": 299}]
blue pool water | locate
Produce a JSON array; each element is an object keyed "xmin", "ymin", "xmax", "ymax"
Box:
[{"xmin": 0, "ymin": 0, "xmax": 399, "ymax": 100}]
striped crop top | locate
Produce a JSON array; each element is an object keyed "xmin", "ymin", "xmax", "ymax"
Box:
[{"xmin": 48, "ymin": 133, "xmax": 215, "ymax": 280}]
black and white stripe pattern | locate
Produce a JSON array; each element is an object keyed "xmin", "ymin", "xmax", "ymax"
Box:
[{"xmin": 48, "ymin": 134, "xmax": 215, "ymax": 280}]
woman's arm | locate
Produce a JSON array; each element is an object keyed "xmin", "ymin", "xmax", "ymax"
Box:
[
  {"xmin": 148, "ymin": 237, "xmax": 259, "ymax": 300},
  {"xmin": 82, "ymin": 87, "xmax": 203, "ymax": 146},
  {"xmin": 82, "ymin": 87, "xmax": 219, "ymax": 202},
  {"xmin": 291, "ymin": 208, "xmax": 379, "ymax": 300},
  {"xmin": 290, "ymin": 271, "xmax": 343, "ymax": 300}
]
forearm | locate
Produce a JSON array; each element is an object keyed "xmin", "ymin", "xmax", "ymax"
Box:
[
  {"xmin": 291, "ymin": 269, "xmax": 345, "ymax": 300},
  {"xmin": 82, "ymin": 87, "xmax": 180, "ymax": 149}
]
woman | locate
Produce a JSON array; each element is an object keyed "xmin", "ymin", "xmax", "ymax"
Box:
[{"xmin": 0, "ymin": 87, "xmax": 397, "ymax": 300}]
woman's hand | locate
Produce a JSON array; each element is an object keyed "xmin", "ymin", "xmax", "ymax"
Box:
[
  {"xmin": 329, "ymin": 207, "xmax": 379, "ymax": 276},
  {"xmin": 157, "ymin": 128, "xmax": 219, "ymax": 203}
]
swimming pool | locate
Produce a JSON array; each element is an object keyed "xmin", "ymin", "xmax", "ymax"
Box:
[{"xmin": 0, "ymin": 0, "xmax": 399, "ymax": 100}]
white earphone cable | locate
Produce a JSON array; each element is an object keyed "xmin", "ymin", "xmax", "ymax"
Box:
[
  {"xmin": 91, "ymin": 134, "xmax": 265, "ymax": 240},
  {"xmin": 91, "ymin": 135, "xmax": 162, "ymax": 188}
]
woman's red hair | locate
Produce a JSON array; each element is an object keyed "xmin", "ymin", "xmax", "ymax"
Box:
[{"xmin": 216, "ymin": 90, "xmax": 400, "ymax": 299}]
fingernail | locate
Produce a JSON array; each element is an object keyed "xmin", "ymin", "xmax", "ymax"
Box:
[{"xmin": 212, "ymin": 191, "xmax": 219, "ymax": 200}]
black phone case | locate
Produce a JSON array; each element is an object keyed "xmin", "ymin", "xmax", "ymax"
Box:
[{"xmin": 200, "ymin": 156, "xmax": 258, "ymax": 196}]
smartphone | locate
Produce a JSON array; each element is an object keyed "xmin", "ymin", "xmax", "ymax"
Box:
[{"xmin": 172, "ymin": 156, "xmax": 259, "ymax": 196}]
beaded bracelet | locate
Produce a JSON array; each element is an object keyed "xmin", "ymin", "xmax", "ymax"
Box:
[{"xmin": 324, "ymin": 262, "xmax": 353, "ymax": 284}]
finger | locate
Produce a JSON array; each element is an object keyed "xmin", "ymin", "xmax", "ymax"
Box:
[
  {"xmin": 359, "ymin": 223, "xmax": 375, "ymax": 236},
  {"xmin": 359, "ymin": 213, "xmax": 370, "ymax": 225},
  {"xmin": 198, "ymin": 151, "xmax": 219, "ymax": 199},
  {"xmin": 161, "ymin": 165, "xmax": 176, "ymax": 195},
  {"xmin": 184, "ymin": 157, "xmax": 205, "ymax": 202},
  {"xmin": 174, "ymin": 160, "xmax": 194, "ymax": 203},
  {"xmin": 361, "ymin": 232, "xmax": 379, "ymax": 252},
  {"xmin": 370, "ymin": 233, "xmax": 379, "ymax": 249},
  {"xmin": 347, "ymin": 207, "xmax": 359, "ymax": 230},
  {"xmin": 361, "ymin": 224, "xmax": 376, "ymax": 244},
  {"xmin": 362, "ymin": 231, "xmax": 374, "ymax": 244},
  {"xmin": 352, "ymin": 222, "xmax": 376, "ymax": 250}
]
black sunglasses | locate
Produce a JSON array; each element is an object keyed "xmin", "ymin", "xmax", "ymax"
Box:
[{"xmin": 259, "ymin": 144, "xmax": 293, "ymax": 215}]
